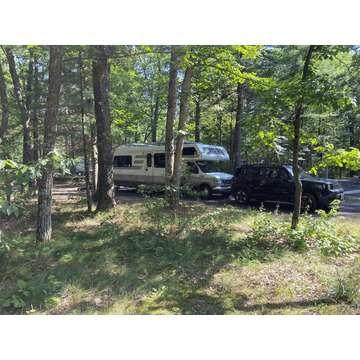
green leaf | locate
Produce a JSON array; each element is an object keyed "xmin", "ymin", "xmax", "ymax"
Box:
[
  {"xmin": 17, "ymin": 280, "xmax": 27, "ymax": 290},
  {"xmin": 2, "ymin": 298, "xmax": 12, "ymax": 307},
  {"xmin": 12, "ymin": 295, "xmax": 26, "ymax": 308},
  {"xmin": 19, "ymin": 268, "xmax": 32, "ymax": 279}
]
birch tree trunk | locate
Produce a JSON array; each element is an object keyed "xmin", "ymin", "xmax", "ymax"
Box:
[{"xmin": 36, "ymin": 45, "xmax": 62, "ymax": 243}]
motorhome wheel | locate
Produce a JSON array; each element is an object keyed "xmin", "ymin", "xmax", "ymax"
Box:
[{"xmin": 199, "ymin": 184, "xmax": 213, "ymax": 200}]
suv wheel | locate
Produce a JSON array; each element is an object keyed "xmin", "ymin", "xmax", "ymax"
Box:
[
  {"xmin": 301, "ymin": 193, "xmax": 317, "ymax": 213},
  {"xmin": 235, "ymin": 188, "xmax": 250, "ymax": 205}
]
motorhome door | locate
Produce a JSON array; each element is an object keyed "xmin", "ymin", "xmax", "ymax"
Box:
[
  {"xmin": 144, "ymin": 153, "xmax": 154, "ymax": 184},
  {"xmin": 153, "ymin": 152, "xmax": 166, "ymax": 185}
]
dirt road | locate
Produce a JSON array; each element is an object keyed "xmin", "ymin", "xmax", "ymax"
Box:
[{"xmin": 53, "ymin": 178, "xmax": 360, "ymax": 221}]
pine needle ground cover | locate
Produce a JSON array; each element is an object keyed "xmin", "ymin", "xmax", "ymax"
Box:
[{"xmin": 1, "ymin": 194, "xmax": 360, "ymax": 315}]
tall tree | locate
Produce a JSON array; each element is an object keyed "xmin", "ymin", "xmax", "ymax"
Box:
[
  {"xmin": 173, "ymin": 58, "xmax": 196, "ymax": 190},
  {"xmin": 91, "ymin": 122, "xmax": 99, "ymax": 199},
  {"xmin": 0, "ymin": 57, "xmax": 9, "ymax": 141},
  {"xmin": 164, "ymin": 46, "xmax": 179, "ymax": 190},
  {"xmin": 36, "ymin": 45, "xmax": 63, "ymax": 243},
  {"xmin": 79, "ymin": 51, "xmax": 92, "ymax": 212},
  {"xmin": 92, "ymin": 45, "xmax": 116, "ymax": 212},
  {"xmin": 233, "ymin": 82, "xmax": 244, "ymax": 168},
  {"xmin": 0, "ymin": 56, "xmax": 9, "ymax": 247},
  {"xmin": 3, "ymin": 46, "xmax": 34, "ymax": 167},
  {"xmin": 291, "ymin": 45, "xmax": 317, "ymax": 230}
]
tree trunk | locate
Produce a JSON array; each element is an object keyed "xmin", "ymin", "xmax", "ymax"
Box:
[
  {"xmin": 164, "ymin": 47, "xmax": 179, "ymax": 189},
  {"xmin": 218, "ymin": 113, "xmax": 223, "ymax": 146},
  {"xmin": 36, "ymin": 45, "xmax": 62, "ymax": 243},
  {"xmin": 195, "ymin": 96, "xmax": 201, "ymax": 143},
  {"xmin": 4, "ymin": 46, "xmax": 34, "ymax": 167},
  {"xmin": 152, "ymin": 96, "xmax": 160, "ymax": 142},
  {"xmin": 91, "ymin": 122, "xmax": 99, "ymax": 200},
  {"xmin": 92, "ymin": 45, "xmax": 116, "ymax": 212},
  {"xmin": 79, "ymin": 51, "xmax": 92, "ymax": 212},
  {"xmin": 32, "ymin": 58, "xmax": 40, "ymax": 163},
  {"xmin": 348, "ymin": 113, "xmax": 356, "ymax": 177},
  {"xmin": 1, "ymin": 54, "xmax": 14, "ymax": 204},
  {"xmin": 173, "ymin": 61, "xmax": 195, "ymax": 190},
  {"xmin": 0, "ymin": 57, "xmax": 9, "ymax": 241},
  {"xmin": 233, "ymin": 82, "xmax": 244, "ymax": 169},
  {"xmin": 0, "ymin": 58, "xmax": 9, "ymax": 141},
  {"xmin": 291, "ymin": 45, "xmax": 316, "ymax": 230}
]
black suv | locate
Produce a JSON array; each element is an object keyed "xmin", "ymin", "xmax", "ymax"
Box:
[{"xmin": 231, "ymin": 164, "xmax": 345, "ymax": 212}]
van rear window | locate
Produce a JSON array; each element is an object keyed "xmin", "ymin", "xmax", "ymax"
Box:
[{"xmin": 114, "ymin": 155, "xmax": 132, "ymax": 167}]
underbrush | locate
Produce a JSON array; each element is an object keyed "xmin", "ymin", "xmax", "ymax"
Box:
[
  {"xmin": 1, "ymin": 195, "xmax": 360, "ymax": 315},
  {"xmin": 251, "ymin": 204, "xmax": 360, "ymax": 257}
]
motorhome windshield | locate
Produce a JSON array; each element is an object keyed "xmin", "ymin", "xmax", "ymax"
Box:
[{"xmin": 196, "ymin": 161, "xmax": 220, "ymax": 173}]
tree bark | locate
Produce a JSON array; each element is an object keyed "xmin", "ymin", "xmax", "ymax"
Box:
[
  {"xmin": 152, "ymin": 96, "xmax": 160, "ymax": 142},
  {"xmin": 291, "ymin": 45, "xmax": 316, "ymax": 230},
  {"xmin": 195, "ymin": 96, "xmax": 201, "ymax": 143},
  {"xmin": 32, "ymin": 58, "xmax": 40, "ymax": 163},
  {"xmin": 91, "ymin": 122, "xmax": 99, "ymax": 200},
  {"xmin": 0, "ymin": 57, "xmax": 9, "ymax": 244},
  {"xmin": 164, "ymin": 47, "xmax": 179, "ymax": 188},
  {"xmin": 233, "ymin": 82, "xmax": 244, "ymax": 169},
  {"xmin": 4, "ymin": 46, "xmax": 34, "ymax": 166},
  {"xmin": 1, "ymin": 54, "xmax": 14, "ymax": 204},
  {"xmin": 0, "ymin": 58, "xmax": 9, "ymax": 141},
  {"xmin": 92, "ymin": 45, "xmax": 116, "ymax": 212},
  {"xmin": 36, "ymin": 45, "xmax": 62, "ymax": 243},
  {"xmin": 173, "ymin": 61, "xmax": 195, "ymax": 189},
  {"xmin": 79, "ymin": 51, "xmax": 92, "ymax": 212}
]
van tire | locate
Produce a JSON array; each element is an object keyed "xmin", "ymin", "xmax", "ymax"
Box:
[{"xmin": 199, "ymin": 184, "xmax": 213, "ymax": 200}]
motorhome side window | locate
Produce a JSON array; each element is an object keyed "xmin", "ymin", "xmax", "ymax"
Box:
[
  {"xmin": 147, "ymin": 153, "xmax": 152, "ymax": 167},
  {"xmin": 154, "ymin": 153, "xmax": 165, "ymax": 168},
  {"xmin": 182, "ymin": 147, "xmax": 197, "ymax": 156},
  {"xmin": 114, "ymin": 155, "xmax": 132, "ymax": 167}
]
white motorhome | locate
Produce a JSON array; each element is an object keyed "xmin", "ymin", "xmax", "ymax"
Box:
[{"xmin": 113, "ymin": 142, "xmax": 233, "ymax": 199}]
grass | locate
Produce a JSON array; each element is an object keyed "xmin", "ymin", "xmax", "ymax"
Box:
[{"xmin": 1, "ymin": 190, "xmax": 360, "ymax": 315}]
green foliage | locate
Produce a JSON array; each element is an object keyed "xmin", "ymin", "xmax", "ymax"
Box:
[
  {"xmin": 309, "ymin": 143, "xmax": 360, "ymax": 175},
  {"xmin": 1, "ymin": 279, "xmax": 30, "ymax": 308},
  {"xmin": 0, "ymin": 148, "xmax": 77, "ymax": 221},
  {"xmin": 244, "ymin": 202, "xmax": 360, "ymax": 258},
  {"xmin": 0, "ymin": 262, "xmax": 63, "ymax": 310},
  {"xmin": 327, "ymin": 259, "xmax": 360, "ymax": 304}
]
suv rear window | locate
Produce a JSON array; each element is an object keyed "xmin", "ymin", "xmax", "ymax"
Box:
[
  {"xmin": 265, "ymin": 167, "xmax": 290, "ymax": 179},
  {"xmin": 245, "ymin": 167, "xmax": 266, "ymax": 178}
]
